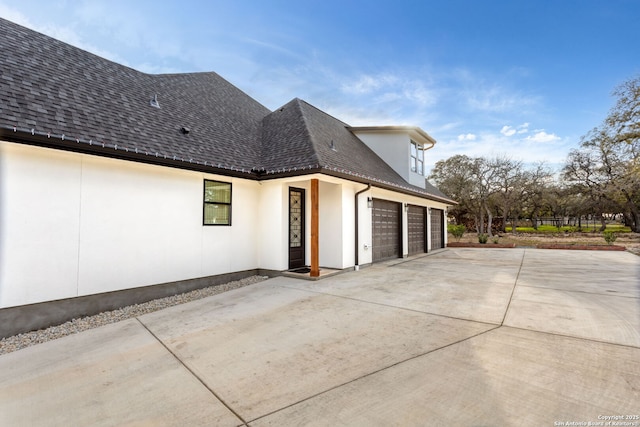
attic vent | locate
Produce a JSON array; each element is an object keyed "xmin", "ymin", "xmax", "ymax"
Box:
[
  {"xmin": 329, "ymin": 140, "xmax": 337, "ymax": 151},
  {"xmin": 180, "ymin": 126, "xmax": 190, "ymax": 135},
  {"xmin": 150, "ymin": 94, "xmax": 160, "ymax": 108}
]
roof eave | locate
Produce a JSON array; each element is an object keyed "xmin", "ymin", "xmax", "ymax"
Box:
[
  {"xmin": 318, "ymin": 168, "xmax": 457, "ymax": 205},
  {"xmin": 0, "ymin": 126, "xmax": 260, "ymax": 180},
  {"xmin": 2, "ymin": 127, "xmax": 457, "ymax": 205}
]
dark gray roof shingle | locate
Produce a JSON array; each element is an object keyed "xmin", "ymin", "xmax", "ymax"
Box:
[
  {"xmin": 260, "ymin": 98, "xmax": 320, "ymax": 171},
  {"xmin": 0, "ymin": 17, "xmax": 269, "ymax": 171}
]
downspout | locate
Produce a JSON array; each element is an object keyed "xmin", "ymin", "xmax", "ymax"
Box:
[{"xmin": 354, "ymin": 183, "xmax": 371, "ymax": 271}]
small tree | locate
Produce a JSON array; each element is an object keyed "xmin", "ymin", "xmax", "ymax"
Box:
[{"xmin": 448, "ymin": 224, "xmax": 466, "ymax": 241}]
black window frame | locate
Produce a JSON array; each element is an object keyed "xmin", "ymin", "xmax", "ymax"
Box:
[{"xmin": 203, "ymin": 179, "xmax": 232, "ymax": 226}]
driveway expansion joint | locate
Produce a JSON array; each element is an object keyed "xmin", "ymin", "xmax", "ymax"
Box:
[
  {"xmin": 503, "ymin": 324, "xmax": 640, "ymax": 350},
  {"xmin": 246, "ymin": 324, "xmax": 502, "ymax": 425},
  {"xmin": 135, "ymin": 318, "xmax": 249, "ymax": 426},
  {"xmin": 500, "ymin": 248, "xmax": 526, "ymax": 326},
  {"xmin": 275, "ymin": 284, "xmax": 501, "ymax": 327},
  {"xmin": 515, "ymin": 283, "xmax": 640, "ymax": 299}
]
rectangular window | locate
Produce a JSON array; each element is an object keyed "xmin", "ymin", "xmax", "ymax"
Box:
[
  {"xmin": 410, "ymin": 140, "xmax": 424, "ymax": 175},
  {"xmin": 203, "ymin": 180, "xmax": 231, "ymax": 225}
]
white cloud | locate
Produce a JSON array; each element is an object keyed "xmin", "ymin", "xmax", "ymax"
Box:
[
  {"xmin": 401, "ymin": 81, "xmax": 436, "ymax": 106},
  {"xmin": 457, "ymin": 133, "xmax": 476, "ymax": 141},
  {"xmin": 425, "ymin": 123, "xmax": 569, "ymax": 176},
  {"xmin": 0, "ymin": 4, "xmax": 30, "ymax": 27},
  {"xmin": 342, "ymin": 74, "xmax": 397, "ymax": 94},
  {"xmin": 340, "ymin": 73, "xmax": 437, "ymax": 107},
  {"xmin": 466, "ymin": 86, "xmax": 539, "ymax": 113},
  {"xmin": 451, "ymin": 69, "xmax": 540, "ymax": 114},
  {"xmin": 0, "ymin": 2, "xmax": 128, "ymax": 66},
  {"xmin": 435, "ymin": 122, "xmax": 461, "ymax": 132},
  {"xmin": 242, "ymin": 37, "xmax": 304, "ymax": 60},
  {"xmin": 501, "ymin": 123, "xmax": 530, "ymax": 136},
  {"xmin": 321, "ymin": 104, "xmax": 398, "ymax": 126},
  {"xmin": 525, "ymin": 131, "xmax": 560, "ymax": 143},
  {"xmin": 517, "ymin": 123, "xmax": 530, "ymax": 134},
  {"xmin": 500, "ymin": 125, "xmax": 516, "ymax": 136}
]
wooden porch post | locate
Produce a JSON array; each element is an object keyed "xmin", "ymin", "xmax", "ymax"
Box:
[{"xmin": 310, "ymin": 178, "xmax": 319, "ymax": 277}]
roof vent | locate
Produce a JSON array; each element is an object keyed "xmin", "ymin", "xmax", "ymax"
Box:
[
  {"xmin": 180, "ymin": 126, "xmax": 190, "ymax": 135},
  {"xmin": 150, "ymin": 94, "xmax": 160, "ymax": 108},
  {"xmin": 329, "ymin": 140, "xmax": 337, "ymax": 151}
]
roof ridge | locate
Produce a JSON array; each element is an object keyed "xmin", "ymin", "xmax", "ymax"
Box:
[
  {"xmin": 294, "ymin": 98, "xmax": 401, "ymax": 171},
  {"xmin": 295, "ymin": 98, "xmax": 350, "ymax": 127},
  {"xmin": 257, "ymin": 98, "xmax": 321, "ymax": 172},
  {"xmin": 293, "ymin": 99, "xmax": 326, "ymax": 167}
]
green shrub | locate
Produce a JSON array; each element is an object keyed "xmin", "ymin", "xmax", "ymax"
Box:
[
  {"xmin": 478, "ymin": 233, "xmax": 488, "ymax": 244},
  {"xmin": 603, "ymin": 230, "xmax": 618, "ymax": 245},
  {"xmin": 492, "ymin": 235, "xmax": 500, "ymax": 244},
  {"xmin": 448, "ymin": 224, "xmax": 466, "ymax": 241}
]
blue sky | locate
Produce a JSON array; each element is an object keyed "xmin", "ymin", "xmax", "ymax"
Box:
[{"xmin": 2, "ymin": 0, "xmax": 639, "ymax": 173}]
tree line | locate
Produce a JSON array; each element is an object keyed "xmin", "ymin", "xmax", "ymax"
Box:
[{"xmin": 429, "ymin": 75, "xmax": 640, "ymax": 234}]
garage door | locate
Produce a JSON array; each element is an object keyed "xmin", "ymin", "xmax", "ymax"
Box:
[
  {"xmin": 407, "ymin": 205, "xmax": 426, "ymax": 255},
  {"xmin": 430, "ymin": 208, "xmax": 444, "ymax": 250},
  {"xmin": 372, "ymin": 199, "xmax": 402, "ymax": 261}
]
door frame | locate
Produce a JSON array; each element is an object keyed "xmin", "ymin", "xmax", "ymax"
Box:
[{"xmin": 288, "ymin": 187, "xmax": 306, "ymax": 269}]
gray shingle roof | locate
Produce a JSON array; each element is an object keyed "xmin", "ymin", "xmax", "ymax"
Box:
[
  {"xmin": 0, "ymin": 17, "xmax": 454, "ymax": 204},
  {"xmin": 0, "ymin": 17, "xmax": 269, "ymax": 172},
  {"xmin": 261, "ymin": 98, "xmax": 454, "ymax": 202}
]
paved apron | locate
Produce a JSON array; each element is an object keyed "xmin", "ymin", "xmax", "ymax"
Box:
[{"xmin": 1, "ymin": 248, "xmax": 639, "ymax": 426}]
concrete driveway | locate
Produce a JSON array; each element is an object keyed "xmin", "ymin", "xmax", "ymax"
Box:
[{"xmin": 1, "ymin": 248, "xmax": 639, "ymax": 426}]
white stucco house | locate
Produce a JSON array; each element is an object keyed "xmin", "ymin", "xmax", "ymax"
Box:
[{"xmin": 0, "ymin": 18, "xmax": 456, "ymax": 337}]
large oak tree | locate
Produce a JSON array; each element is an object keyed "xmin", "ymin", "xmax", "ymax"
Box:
[{"xmin": 564, "ymin": 75, "xmax": 640, "ymax": 232}]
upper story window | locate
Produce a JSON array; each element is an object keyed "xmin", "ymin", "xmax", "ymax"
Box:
[
  {"xmin": 410, "ymin": 140, "xmax": 424, "ymax": 175},
  {"xmin": 203, "ymin": 180, "xmax": 232, "ymax": 225}
]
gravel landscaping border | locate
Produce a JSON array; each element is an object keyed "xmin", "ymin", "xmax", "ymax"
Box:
[{"xmin": 0, "ymin": 275, "xmax": 268, "ymax": 356}]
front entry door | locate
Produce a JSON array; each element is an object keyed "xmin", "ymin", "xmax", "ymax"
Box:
[{"xmin": 288, "ymin": 187, "xmax": 306, "ymax": 269}]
